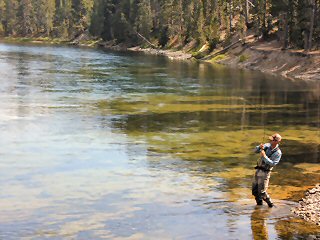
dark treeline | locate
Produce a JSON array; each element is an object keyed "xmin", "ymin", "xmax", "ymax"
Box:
[{"xmin": 0, "ymin": 0, "xmax": 319, "ymax": 51}]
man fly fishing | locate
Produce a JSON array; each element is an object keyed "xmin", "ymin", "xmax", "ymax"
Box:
[{"xmin": 252, "ymin": 133, "xmax": 282, "ymax": 207}]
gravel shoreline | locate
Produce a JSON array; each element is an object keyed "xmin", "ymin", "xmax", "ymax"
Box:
[
  {"xmin": 292, "ymin": 184, "xmax": 320, "ymax": 226},
  {"xmin": 127, "ymin": 46, "xmax": 193, "ymax": 60}
]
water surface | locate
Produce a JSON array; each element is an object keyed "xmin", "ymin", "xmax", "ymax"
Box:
[{"xmin": 0, "ymin": 42, "xmax": 319, "ymax": 239}]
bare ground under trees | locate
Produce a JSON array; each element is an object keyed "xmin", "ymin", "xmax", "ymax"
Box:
[{"xmin": 210, "ymin": 36, "xmax": 320, "ymax": 82}]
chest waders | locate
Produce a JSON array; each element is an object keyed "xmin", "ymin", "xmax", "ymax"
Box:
[{"xmin": 252, "ymin": 147, "xmax": 279, "ymax": 207}]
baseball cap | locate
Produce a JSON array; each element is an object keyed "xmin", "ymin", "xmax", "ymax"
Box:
[{"xmin": 268, "ymin": 133, "xmax": 282, "ymax": 142}]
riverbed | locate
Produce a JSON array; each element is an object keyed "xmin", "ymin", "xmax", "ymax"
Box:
[{"xmin": 0, "ymin": 42, "xmax": 319, "ymax": 239}]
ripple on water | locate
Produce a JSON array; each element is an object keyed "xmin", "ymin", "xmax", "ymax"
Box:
[{"xmin": 0, "ymin": 42, "xmax": 319, "ymax": 239}]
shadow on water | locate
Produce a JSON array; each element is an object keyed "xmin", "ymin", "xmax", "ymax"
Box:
[{"xmin": 282, "ymin": 140, "xmax": 320, "ymax": 164}]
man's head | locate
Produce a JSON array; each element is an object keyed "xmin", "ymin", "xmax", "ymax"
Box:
[{"xmin": 269, "ymin": 133, "xmax": 282, "ymax": 143}]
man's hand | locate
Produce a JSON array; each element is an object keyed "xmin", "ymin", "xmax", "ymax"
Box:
[
  {"xmin": 260, "ymin": 149, "xmax": 266, "ymax": 157},
  {"xmin": 259, "ymin": 143, "xmax": 264, "ymax": 150}
]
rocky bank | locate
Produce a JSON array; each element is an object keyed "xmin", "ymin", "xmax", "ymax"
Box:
[{"xmin": 292, "ymin": 184, "xmax": 320, "ymax": 226}]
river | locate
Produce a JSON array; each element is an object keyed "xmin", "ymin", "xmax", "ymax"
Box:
[{"xmin": 0, "ymin": 42, "xmax": 319, "ymax": 239}]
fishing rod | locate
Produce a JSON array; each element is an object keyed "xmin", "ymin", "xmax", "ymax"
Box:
[
  {"xmin": 262, "ymin": 98, "xmax": 266, "ymax": 143},
  {"xmin": 239, "ymin": 96, "xmax": 267, "ymax": 143}
]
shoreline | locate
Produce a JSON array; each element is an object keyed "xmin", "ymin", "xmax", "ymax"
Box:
[
  {"xmin": 126, "ymin": 39, "xmax": 320, "ymax": 82},
  {"xmin": 216, "ymin": 40, "xmax": 320, "ymax": 82},
  {"xmin": 100, "ymin": 38, "xmax": 320, "ymax": 82},
  {"xmin": 292, "ymin": 184, "xmax": 320, "ymax": 226},
  {"xmin": 1, "ymin": 36, "xmax": 319, "ymax": 82},
  {"xmin": 127, "ymin": 46, "xmax": 193, "ymax": 60}
]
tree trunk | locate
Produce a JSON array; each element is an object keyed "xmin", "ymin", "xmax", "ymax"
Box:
[
  {"xmin": 304, "ymin": 30, "xmax": 309, "ymax": 50},
  {"xmin": 229, "ymin": 0, "xmax": 233, "ymax": 32},
  {"xmin": 262, "ymin": 0, "xmax": 268, "ymax": 38},
  {"xmin": 282, "ymin": 12, "xmax": 289, "ymax": 49},
  {"xmin": 307, "ymin": 0, "xmax": 316, "ymax": 51},
  {"xmin": 179, "ymin": 0, "xmax": 183, "ymax": 37},
  {"xmin": 217, "ymin": 2, "xmax": 221, "ymax": 25},
  {"xmin": 315, "ymin": 0, "xmax": 318, "ymax": 25},
  {"xmin": 245, "ymin": 0, "xmax": 249, "ymax": 26}
]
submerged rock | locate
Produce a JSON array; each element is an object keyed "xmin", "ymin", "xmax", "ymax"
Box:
[{"xmin": 292, "ymin": 184, "xmax": 320, "ymax": 226}]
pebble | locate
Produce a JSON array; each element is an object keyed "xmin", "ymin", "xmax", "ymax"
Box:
[{"xmin": 292, "ymin": 184, "xmax": 320, "ymax": 225}]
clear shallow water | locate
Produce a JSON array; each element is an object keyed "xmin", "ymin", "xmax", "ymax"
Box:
[{"xmin": 0, "ymin": 42, "xmax": 319, "ymax": 239}]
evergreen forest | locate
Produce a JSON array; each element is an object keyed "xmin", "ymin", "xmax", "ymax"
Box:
[{"xmin": 0, "ymin": 0, "xmax": 319, "ymax": 51}]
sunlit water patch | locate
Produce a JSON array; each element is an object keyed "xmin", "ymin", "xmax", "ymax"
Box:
[{"xmin": 0, "ymin": 42, "xmax": 319, "ymax": 239}]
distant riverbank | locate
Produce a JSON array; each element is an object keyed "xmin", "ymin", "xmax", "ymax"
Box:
[
  {"xmin": 2, "ymin": 35, "xmax": 320, "ymax": 82},
  {"xmin": 215, "ymin": 37, "xmax": 320, "ymax": 82},
  {"xmin": 130, "ymin": 39, "xmax": 320, "ymax": 82},
  {"xmin": 97, "ymin": 36, "xmax": 320, "ymax": 82}
]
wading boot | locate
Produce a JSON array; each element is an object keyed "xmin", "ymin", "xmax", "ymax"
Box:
[
  {"xmin": 255, "ymin": 198, "xmax": 263, "ymax": 205},
  {"xmin": 265, "ymin": 198, "xmax": 274, "ymax": 208}
]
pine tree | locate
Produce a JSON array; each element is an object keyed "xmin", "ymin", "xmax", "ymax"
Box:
[
  {"xmin": 195, "ymin": 0, "xmax": 206, "ymax": 43},
  {"xmin": 133, "ymin": 0, "xmax": 152, "ymax": 39},
  {"xmin": 111, "ymin": 0, "xmax": 132, "ymax": 43},
  {"xmin": 71, "ymin": 0, "xmax": 93, "ymax": 33},
  {"xmin": 89, "ymin": 0, "xmax": 106, "ymax": 36},
  {"xmin": 307, "ymin": 0, "xmax": 316, "ymax": 50},
  {"xmin": 17, "ymin": 0, "xmax": 36, "ymax": 36},
  {"xmin": 3, "ymin": 0, "xmax": 18, "ymax": 35},
  {"xmin": 54, "ymin": 0, "xmax": 73, "ymax": 38},
  {"xmin": 181, "ymin": 0, "xmax": 195, "ymax": 43},
  {"xmin": 32, "ymin": 0, "xmax": 55, "ymax": 36},
  {"xmin": 0, "ymin": 0, "xmax": 5, "ymax": 34},
  {"xmin": 101, "ymin": 0, "xmax": 117, "ymax": 41},
  {"xmin": 0, "ymin": 0, "xmax": 318, "ymax": 50}
]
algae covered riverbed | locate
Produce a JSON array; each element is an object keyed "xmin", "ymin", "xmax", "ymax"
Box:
[{"xmin": 0, "ymin": 42, "xmax": 319, "ymax": 239}]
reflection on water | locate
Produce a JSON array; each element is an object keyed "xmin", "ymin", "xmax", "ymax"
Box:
[
  {"xmin": 0, "ymin": 42, "xmax": 319, "ymax": 239},
  {"xmin": 251, "ymin": 206, "xmax": 269, "ymax": 240}
]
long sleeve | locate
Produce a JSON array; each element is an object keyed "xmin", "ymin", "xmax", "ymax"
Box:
[
  {"xmin": 262, "ymin": 150, "xmax": 282, "ymax": 166},
  {"xmin": 254, "ymin": 143, "xmax": 270, "ymax": 153}
]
